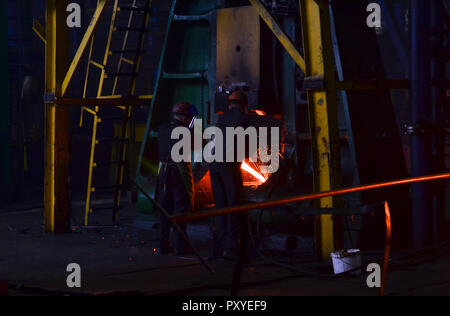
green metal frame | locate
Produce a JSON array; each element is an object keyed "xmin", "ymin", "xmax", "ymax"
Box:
[{"xmin": 136, "ymin": 0, "xmax": 222, "ymax": 219}]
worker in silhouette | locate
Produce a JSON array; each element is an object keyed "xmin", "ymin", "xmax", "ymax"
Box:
[
  {"xmin": 156, "ymin": 102, "xmax": 198, "ymax": 255},
  {"xmin": 209, "ymin": 90, "xmax": 250, "ymax": 259}
]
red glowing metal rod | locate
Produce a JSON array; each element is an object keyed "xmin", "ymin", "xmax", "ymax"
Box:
[
  {"xmin": 380, "ymin": 201, "xmax": 392, "ymax": 297},
  {"xmin": 172, "ymin": 172, "xmax": 450, "ymax": 223}
]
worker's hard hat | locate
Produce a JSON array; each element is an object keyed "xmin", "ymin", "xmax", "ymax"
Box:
[
  {"xmin": 227, "ymin": 90, "xmax": 248, "ymax": 106},
  {"xmin": 172, "ymin": 102, "xmax": 198, "ymax": 117}
]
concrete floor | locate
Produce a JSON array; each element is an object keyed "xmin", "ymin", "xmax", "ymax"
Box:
[{"xmin": 1, "ymin": 198, "xmax": 450, "ymax": 296}]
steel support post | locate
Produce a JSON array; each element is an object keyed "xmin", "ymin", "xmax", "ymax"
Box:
[
  {"xmin": 410, "ymin": 0, "xmax": 433, "ymax": 249},
  {"xmin": 299, "ymin": 0, "xmax": 343, "ymax": 260},
  {"xmin": 44, "ymin": 0, "xmax": 70, "ymax": 233}
]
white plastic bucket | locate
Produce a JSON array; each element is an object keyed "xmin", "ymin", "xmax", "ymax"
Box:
[{"xmin": 330, "ymin": 249, "xmax": 362, "ymax": 275}]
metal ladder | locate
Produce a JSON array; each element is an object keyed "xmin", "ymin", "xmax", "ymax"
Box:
[{"xmin": 80, "ymin": 0, "xmax": 153, "ymax": 226}]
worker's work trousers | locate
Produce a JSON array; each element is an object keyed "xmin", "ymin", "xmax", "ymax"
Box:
[
  {"xmin": 156, "ymin": 163, "xmax": 193, "ymax": 253},
  {"xmin": 210, "ymin": 167, "xmax": 243, "ymax": 255}
]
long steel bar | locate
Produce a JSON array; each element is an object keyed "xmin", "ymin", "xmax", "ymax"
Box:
[{"xmin": 172, "ymin": 173, "xmax": 450, "ymax": 223}]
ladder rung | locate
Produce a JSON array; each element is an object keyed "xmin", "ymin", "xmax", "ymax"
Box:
[
  {"xmin": 82, "ymin": 106, "xmax": 97, "ymax": 116},
  {"xmin": 174, "ymin": 14, "xmax": 210, "ymax": 22},
  {"xmin": 110, "ymin": 50, "xmax": 144, "ymax": 54},
  {"xmin": 149, "ymin": 30, "xmax": 165, "ymax": 36},
  {"xmin": 114, "ymin": 27, "xmax": 147, "ymax": 32},
  {"xmin": 89, "ymin": 60, "xmax": 105, "ymax": 69},
  {"xmin": 105, "ymin": 73, "xmax": 139, "ymax": 78},
  {"xmin": 92, "ymin": 185, "xmax": 124, "ymax": 192},
  {"xmin": 100, "ymin": 117, "xmax": 131, "ymax": 122},
  {"xmin": 92, "ymin": 205, "xmax": 123, "ymax": 212},
  {"xmin": 138, "ymin": 95, "xmax": 153, "ymax": 100},
  {"xmin": 121, "ymin": 57, "xmax": 134, "ymax": 65},
  {"xmin": 97, "ymin": 138, "xmax": 130, "ymax": 143},
  {"xmin": 162, "ymin": 72, "xmax": 204, "ymax": 80},
  {"xmin": 95, "ymin": 160, "xmax": 125, "ymax": 167},
  {"xmin": 98, "ymin": 95, "xmax": 123, "ymax": 99},
  {"xmin": 117, "ymin": 6, "xmax": 148, "ymax": 13}
]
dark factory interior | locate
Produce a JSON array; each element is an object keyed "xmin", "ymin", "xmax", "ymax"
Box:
[{"xmin": 0, "ymin": 0, "xmax": 449, "ymax": 298}]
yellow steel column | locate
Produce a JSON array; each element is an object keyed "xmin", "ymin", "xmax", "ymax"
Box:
[
  {"xmin": 299, "ymin": 0, "xmax": 343, "ymax": 260},
  {"xmin": 44, "ymin": 0, "xmax": 70, "ymax": 233}
]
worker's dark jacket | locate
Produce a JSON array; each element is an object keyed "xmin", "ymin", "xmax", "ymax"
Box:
[
  {"xmin": 157, "ymin": 120, "xmax": 194, "ymax": 200},
  {"xmin": 209, "ymin": 108, "xmax": 250, "ymax": 254},
  {"xmin": 156, "ymin": 119, "xmax": 194, "ymax": 253},
  {"xmin": 209, "ymin": 108, "xmax": 251, "ymax": 174}
]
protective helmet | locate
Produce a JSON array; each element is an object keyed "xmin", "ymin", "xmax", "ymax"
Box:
[
  {"xmin": 172, "ymin": 102, "xmax": 198, "ymax": 129},
  {"xmin": 172, "ymin": 102, "xmax": 198, "ymax": 117},
  {"xmin": 227, "ymin": 90, "xmax": 248, "ymax": 106}
]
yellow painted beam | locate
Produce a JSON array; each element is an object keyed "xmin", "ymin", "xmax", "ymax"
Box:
[
  {"xmin": 90, "ymin": 60, "xmax": 105, "ymax": 69},
  {"xmin": 44, "ymin": 0, "xmax": 71, "ymax": 233},
  {"xmin": 299, "ymin": 0, "xmax": 342, "ymax": 260},
  {"xmin": 249, "ymin": 0, "xmax": 306, "ymax": 73},
  {"xmin": 61, "ymin": 0, "xmax": 110, "ymax": 96},
  {"xmin": 138, "ymin": 95, "xmax": 153, "ymax": 99}
]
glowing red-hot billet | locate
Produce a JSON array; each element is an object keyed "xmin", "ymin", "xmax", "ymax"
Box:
[
  {"xmin": 241, "ymin": 161, "xmax": 267, "ymax": 184},
  {"xmin": 254, "ymin": 110, "xmax": 267, "ymax": 116}
]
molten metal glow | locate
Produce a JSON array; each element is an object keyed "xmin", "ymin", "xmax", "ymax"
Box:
[
  {"xmin": 241, "ymin": 162, "xmax": 267, "ymax": 184},
  {"xmin": 254, "ymin": 110, "xmax": 267, "ymax": 116}
]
